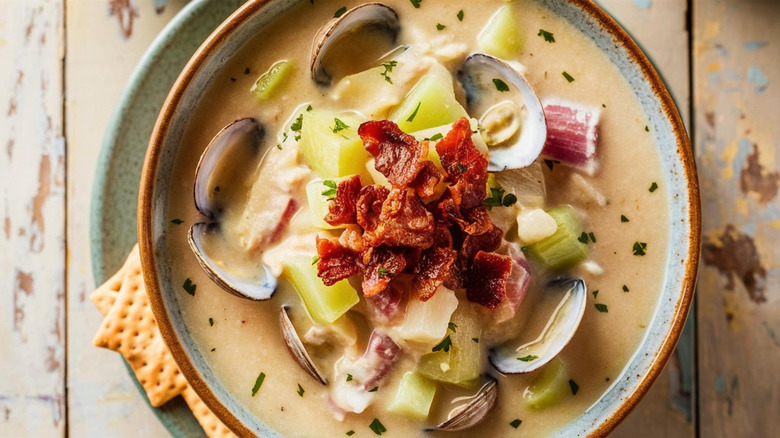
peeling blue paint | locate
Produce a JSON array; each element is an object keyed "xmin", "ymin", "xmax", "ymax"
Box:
[
  {"xmin": 747, "ymin": 66, "xmax": 769, "ymax": 93},
  {"xmin": 744, "ymin": 41, "xmax": 768, "ymax": 51},
  {"xmin": 734, "ymin": 138, "xmax": 752, "ymax": 179},
  {"xmin": 632, "ymin": 0, "xmax": 652, "ymax": 8}
]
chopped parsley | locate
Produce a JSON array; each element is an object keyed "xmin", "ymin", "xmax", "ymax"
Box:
[
  {"xmin": 645, "ymin": 125, "xmax": 650, "ymax": 132},
  {"xmin": 406, "ymin": 102, "xmax": 422, "ymax": 122},
  {"xmin": 472, "ymin": 337, "xmax": 479, "ymax": 343},
  {"xmin": 448, "ymin": 322, "xmax": 458, "ymax": 332},
  {"xmin": 562, "ymin": 71, "xmax": 575, "ymax": 82},
  {"xmin": 517, "ymin": 355, "xmax": 539, "ymax": 362},
  {"xmin": 429, "ymin": 133, "xmax": 443, "ymax": 141},
  {"xmin": 182, "ymin": 278, "xmax": 196, "ymax": 296},
  {"xmin": 378, "ymin": 267, "xmax": 393, "ymax": 278},
  {"xmin": 569, "ymin": 379, "xmax": 579, "ymax": 395},
  {"xmin": 334, "ymin": 6, "xmax": 347, "ymax": 18},
  {"xmin": 543, "ymin": 159, "xmax": 560, "ymax": 171},
  {"xmin": 432, "ymin": 335, "xmax": 452, "ymax": 353},
  {"xmin": 346, "ymin": 373, "xmax": 353, "ymax": 382},
  {"xmin": 332, "ymin": 118, "xmax": 350, "ymax": 133},
  {"xmin": 368, "ymin": 386, "xmax": 379, "ymax": 392},
  {"xmin": 297, "ymin": 383, "xmax": 305, "ymax": 397},
  {"xmin": 510, "ymin": 419, "xmax": 522, "ymax": 429},
  {"xmin": 456, "ymin": 163, "xmax": 468, "ymax": 174},
  {"xmin": 171, "ymin": 218, "xmax": 184, "ymax": 225},
  {"xmin": 379, "ymin": 60, "xmax": 398, "ymax": 84},
  {"xmin": 589, "ymin": 232, "xmax": 596, "ymax": 243},
  {"xmin": 493, "ymin": 78, "xmax": 510, "ymax": 92},
  {"xmin": 621, "ymin": 214, "xmax": 630, "ymax": 223},
  {"xmin": 322, "ymin": 180, "xmax": 338, "ymax": 199},
  {"xmin": 244, "ymin": 67, "xmax": 250, "ymax": 75},
  {"xmin": 578, "ymin": 232, "xmax": 589, "ymax": 244},
  {"xmin": 409, "ymin": 0, "xmax": 421, "ymax": 8},
  {"xmin": 369, "ymin": 418, "xmax": 387, "ymax": 435},
  {"xmin": 312, "ymin": 255, "xmax": 320, "ymax": 265},
  {"xmin": 649, "ymin": 182, "xmax": 659, "ymax": 192},
  {"xmin": 538, "ymin": 29, "xmax": 555, "ymax": 42},
  {"xmin": 595, "ymin": 303, "xmax": 608, "ymax": 313},
  {"xmin": 209, "ymin": 317, "xmax": 214, "ymax": 327},
  {"xmin": 632, "ymin": 241, "xmax": 648, "ymax": 256},
  {"xmin": 306, "ymin": 104, "xmax": 313, "ymax": 112},
  {"xmin": 436, "ymin": 23, "xmax": 446, "ymax": 30},
  {"xmin": 457, "ymin": 10, "xmax": 464, "ymax": 21},
  {"xmin": 346, "ymin": 431, "xmax": 355, "ymax": 437},
  {"xmin": 484, "ymin": 187, "xmax": 517, "ymax": 209},
  {"xmin": 592, "ymin": 289, "xmax": 599, "ymax": 298},
  {"xmin": 290, "ymin": 113, "xmax": 303, "ymax": 141},
  {"xmin": 251, "ymin": 372, "xmax": 266, "ymax": 396},
  {"xmin": 623, "ymin": 285, "xmax": 630, "ymax": 292}
]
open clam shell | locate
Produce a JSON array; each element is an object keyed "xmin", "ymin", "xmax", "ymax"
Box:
[
  {"xmin": 280, "ymin": 306, "xmax": 328, "ymax": 385},
  {"xmin": 489, "ymin": 278, "xmax": 587, "ymax": 374},
  {"xmin": 457, "ymin": 53, "xmax": 547, "ymax": 171},
  {"xmin": 310, "ymin": 2, "xmax": 400, "ymax": 85},
  {"xmin": 188, "ymin": 117, "xmax": 278, "ymax": 301},
  {"xmin": 425, "ymin": 375, "xmax": 498, "ymax": 432}
]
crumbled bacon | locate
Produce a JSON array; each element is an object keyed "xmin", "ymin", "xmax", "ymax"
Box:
[
  {"xmin": 362, "ymin": 246, "xmax": 407, "ymax": 297},
  {"xmin": 325, "ymin": 175, "xmax": 362, "ymax": 226},
  {"xmin": 466, "ymin": 251, "xmax": 513, "ymax": 310},
  {"xmin": 356, "ymin": 185, "xmax": 389, "ymax": 235},
  {"xmin": 412, "ymin": 246, "xmax": 458, "ymax": 301},
  {"xmin": 460, "ymin": 224, "xmax": 503, "ymax": 262},
  {"xmin": 365, "ymin": 188, "xmax": 435, "ymax": 248},
  {"xmin": 436, "ymin": 118, "xmax": 489, "ymax": 210},
  {"xmin": 316, "ymin": 237, "xmax": 362, "ymax": 286},
  {"xmin": 358, "ymin": 120, "xmax": 428, "ymax": 187},
  {"xmin": 338, "ymin": 224, "xmax": 366, "ymax": 253},
  {"xmin": 409, "ymin": 161, "xmax": 443, "ymax": 198}
]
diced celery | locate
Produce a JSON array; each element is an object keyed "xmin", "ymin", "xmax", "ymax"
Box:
[
  {"xmin": 417, "ymin": 306, "xmax": 482, "ymax": 388},
  {"xmin": 388, "ymin": 372, "xmax": 438, "ymax": 419},
  {"xmin": 282, "ymin": 255, "xmax": 360, "ymax": 324},
  {"xmin": 477, "ymin": 4, "xmax": 523, "ymax": 60},
  {"xmin": 251, "ymin": 60, "xmax": 294, "ymax": 101},
  {"xmin": 305, "ymin": 178, "xmax": 349, "ymax": 230},
  {"xmin": 528, "ymin": 205, "xmax": 587, "ymax": 270},
  {"xmin": 398, "ymin": 286, "xmax": 459, "ymax": 346},
  {"xmin": 522, "ymin": 357, "xmax": 570, "ymax": 409},
  {"xmin": 299, "ymin": 109, "xmax": 371, "ymax": 180},
  {"xmin": 389, "ymin": 71, "xmax": 468, "ymax": 133}
]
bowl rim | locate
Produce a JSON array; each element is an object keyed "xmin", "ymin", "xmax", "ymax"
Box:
[{"xmin": 138, "ymin": 0, "xmax": 701, "ymax": 436}]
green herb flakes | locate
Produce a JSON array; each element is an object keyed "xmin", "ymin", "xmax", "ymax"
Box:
[
  {"xmin": 432, "ymin": 335, "xmax": 452, "ymax": 353},
  {"xmin": 182, "ymin": 278, "xmax": 196, "ymax": 296},
  {"xmin": 543, "ymin": 159, "xmax": 560, "ymax": 171},
  {"xmin": 322, "ymin": 179, "xmax": 338, "ymax": 199},
  {"xmin": 493, "ymin": 78, "xmax": 510, "ymax": 92},
  {"xmin": 306, "ymin": 104, "xmax": 313, "ymax": 112},
  {"xmin": 346, "ymin": 431, "xmax": 355, "ymax": 437},
  {"xmin": 595, "ymin": 303, "xmax": 608, "ymax": 313},
  {"xmin": 520, "ymin": 246, "xmax": 528, "ymax": 252},
  {"xmin": 369, "ymin": 418, "xmax": 387, "ymax": 435},
  {"xmin": 569, "ymin": 379, "xmax": 579, "ymax": 395},
  {"xmin": 346, "ymin": 373, "xmax": 353, "ymax": 382},
  {"xmin": 622, "ymin": 285, "xmax": 630, "ymax": 292},
  {"xmin": 645, "ymin": 125, "xmax": 650, "ymax": 132},
  {"xmin": 290, "ymin": 114, "xmax": 303, "ymax": 133},
  {"xmin": 484, "ymin": 187, "xmax": 516, "ymax": 209},
  {"xmin": 457, "ymin": 10, "xmax": 464, "ymax": 21},
  {"xmin": 312, "ymin": 255, "xmax": 320, "ymax": 265},
  {"xmin": 621, "ymin": 214, "xmax": 630, "ymax": 223},
  {"xmin": 517, "ymin": 355, "xmax": 539, "ymax": 362},
  {"xmin": 592, "ymin": 290, "xmax": 599, "ymax": 298},
  {"xmin": 578, "ymin": 232, "xmax": 589, "ymax": 244},
  {"xmin": 589, "ymin": 232, "xmax": 596, "ymax": 243},
  {"xmin": 406, "ymin": 102, "xmax": 422, "ymax": 122},
  {"xmin": 632, "ymin": 241, "xmax": 648, "ymax": 256},
  {"xmin": 334, "ymin": 6, "xmax": 347, "ymax": 18},
  {"xmin": 251, "ymin": 372, "xmax": 266, "ymax": 396},
  {"xmin": 171, "ymin": 218, "xmax": 184, "ymax": 225},
  {"xmin": 448, "ymin": 322, "xmax": 458, "ymax": 332},
  {"xmin": 649, "ymin": 182, "xmax": 659, "ymax": 192},
  {"xmin": 332, "ymin": 118, "xmax": 350, "ymax": 133},
  {"xmin": 368, "ymin": 386, "xmax": 378, "ymax": 392},
  {"xmin": 472, "ymin": 337, "xmax": 479, "ymax": 343},
  {"xmin": 538, "ymin": 29, "xmax": 555, "ymax": 42},
  {"xmin": 410, "ymin": 0, "xmax": 421, "ymax": 8},
  {"xmin": 208, "ymin": 317, "xmax": 214, "ymax": 327},
  {"xmin": 297, "ymin": 383, "xmax": 305, "ymax": 397},
  {"xmin": 562, "ymin": 71, "xmax": 575, "ymax": 82},
  {"xmin": 379, "ymin": 60, "xmax": 398, "ymax": 84},
  {"xmin": 436, "ymin": 23, "xmax": 446, "ymax": 31},
  {"xmin": 378, "ymin": 267, "xmax": 393, "ymax": 278},
  {"xmin": 510, "ymin": 419, "xmax": 522, "ymax": 429}
]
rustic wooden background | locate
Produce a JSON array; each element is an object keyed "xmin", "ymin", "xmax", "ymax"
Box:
[{"xmin": 0, "ymin": 0, "xmax": 777, "ymax": 436}]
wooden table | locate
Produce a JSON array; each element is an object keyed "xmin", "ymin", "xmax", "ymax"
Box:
[{"xmin": 1, "ymin": 0, "xmax": 777, "ymax": 436}]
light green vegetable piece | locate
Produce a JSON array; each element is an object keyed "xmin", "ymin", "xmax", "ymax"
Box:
[
  {"xmin": 528, "ymin": 205, "xmax": 587, "ymax": 270},
  {"xmin": 251, "ymin": 60, "xmax": 294, "ymax": 101},
  {"xmin": 417, "ymin": 307, "xmax": 482, "ymax": 388},
  {"xmin": 305, "ymin": 178, "xmax": 351, "ymax": 230},
  {"xmin": 282, "ymin": 255, "xmax": 359, "ymax": 324},
  {"xmin": 299, "ymin": 109, "xmax": 371, "ymax": 180},
  {"xmin": 477, "ymin": 4, "xmax": 523, "ymax": 59},
  {"xmin": 389, "ymin": 71, "xmax": 468, "ymax": 133},
  {"xmin": 522, "ymin": 357, "xmax": 570, "ymax": 409},
  {"xmin": 388, "ymin": 372, "xmax": 438, "ymax": 419}
]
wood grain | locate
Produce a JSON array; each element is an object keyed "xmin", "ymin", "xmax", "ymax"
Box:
[
  {"xmin": 0, "ymin": 1, "xmax": 66, "ymax": 436},
  {"xmin": 693, "ymin": 0, "xmax": 780, "ymax": 436}
]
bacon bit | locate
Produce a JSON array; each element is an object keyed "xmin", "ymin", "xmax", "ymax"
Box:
[
  {"xmin": 316, "ymin": 237, "xmax": 362, "ymax": 286},
  {"xmin": 413, "ymin": 246, "xmax": 458, "ymax": 301},
  {"xmin": 542, "ymin": 102, "xmax": 600, "ymax": 175},
  {"xmin": 366, "ymin": 285, "xmax": 406, "ymax": 324},
  {"xmin": 461, "ymin": 206, "xmax": 495, "ymax": 235},
  {"xmin": 461, "ymin": 224, "xmax": 503, "ymax": 262},
  {"xmin": 356, "ymin": 185, "xmax": 389, "ymax": 235},
  {"xmin": 466, "ymin": 251, "xmax": 512, "ymax": 309},
  {"xmin": 339, "ymin": 225, "xmax": 366, "ymax": 253},
  {"xmin": 409, "ymin": 161, "xmax": 443, "ymax": 198},
  {"xmin": 325, "ymin": 175, "xmax": 362, "ymax": 226},
  {"xmin": 358, "ymin": 331, "xmax": 401, "ymax": 389},
  {"xmin": 366, "ymin": 188, "xmax": 435, "ymax": 248},
  {"xmin": 358, "ymin": 120, "xmax": 428, "ymax": 187},
  {"xmin": 362, "ymin": 246, "xmax": 407, "ymax": 297},
  {"xmin": 436, "ymin": 118, "xmax": 489, "ymax": 209}
]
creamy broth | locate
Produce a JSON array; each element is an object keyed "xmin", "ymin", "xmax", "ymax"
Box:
[{"xmin": 165, "ymin": 0, "xmax": 669, "ymax": 436}]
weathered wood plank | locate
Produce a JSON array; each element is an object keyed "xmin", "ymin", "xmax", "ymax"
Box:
[
  {"xmin": 0, "ymin": 1, "xmax": 66, "ymax": 436},
  {"xmin": 65, "ymin": 0, "xmax": 186, "ymax": 436},
  {"xmin": 693, "ymin": 0, "xmax": 780, "ymax": 436},
  {"xmin": 596, "ymin": 1, "xmax": 695, "ymax": 436}
]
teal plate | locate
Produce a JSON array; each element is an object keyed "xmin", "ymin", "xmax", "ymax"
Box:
[{"xmin": 90, "ymin": 0, "xmax": 245, "ymax": 436}]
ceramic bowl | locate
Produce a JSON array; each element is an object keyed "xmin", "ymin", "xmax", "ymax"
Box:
[{"xmin": 138, "ymin": 0, "xmax": 700, "ymax": 436}]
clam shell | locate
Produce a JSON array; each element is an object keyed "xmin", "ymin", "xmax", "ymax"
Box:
[
  {"xmin": 425, "ymin": 375, "xmax": 498, "ymax": 432},
  {"xmin": 280, "ymin": 306, "xmax": 328, "ymax": 385}
]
